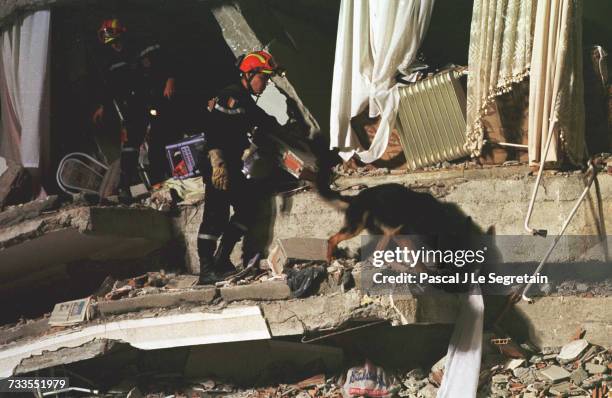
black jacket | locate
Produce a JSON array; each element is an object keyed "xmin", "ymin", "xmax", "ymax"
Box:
[
  {"xmin": 204, "ymin": 83, "xmax": 280, "ymax": 167},
  {"xmin": 97, "ymin": 40, "xmax": 173, "ymax": 105}
]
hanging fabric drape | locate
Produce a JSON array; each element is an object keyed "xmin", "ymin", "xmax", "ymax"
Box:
[
  {"xmin": 528, "ymin": 0, "xmax": 584, "ymax": 165},
  {"xmin": 465, "ymin": 0, "xmax": 536, "ymax": 157},
  {"xmin": 436, "ymin": 284, "xmax": 484, "ymax": 398},
  {"xmin": 0, "ymin": 10, "xmax": 51, "ymax": 168},
  {"xmin": 329, "ymin": 0, "xmax": 435, "ymax": 163}
]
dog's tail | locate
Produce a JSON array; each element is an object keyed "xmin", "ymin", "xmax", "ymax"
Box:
[{"xmin": 309, "ymin": 134, "xmax": 352, "ymax": 210}]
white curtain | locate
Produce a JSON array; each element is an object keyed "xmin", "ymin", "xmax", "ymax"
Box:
[
  {"xmin": 329, "ymin": 0, "xmax": 435, "ymax": 163},
  {"xmin": 437, "ymin": 284, "xmax": 484, "ymax": 398},
  {"xmin": 0, "ymin": 10, "xmax": 51, "ymax": 168},
  {"xmin": 465, "ymin": 0, "xmax": 535, "ymax": 157},
  {"xmin": 528, "ymin": 0, "xmax": 584, "ymax": 165}
]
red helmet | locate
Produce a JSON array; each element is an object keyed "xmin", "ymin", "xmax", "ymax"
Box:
[
  {"xmin": 238, "ymin": 51, "xmax": 284, "ymax": 76},
  {"xmin": 98, "ymin": 19, "xmax": 127, "ymax": 44}
]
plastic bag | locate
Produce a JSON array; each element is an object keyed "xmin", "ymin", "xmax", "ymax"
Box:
[{"xmin": 341, "ymin": 360, "xmax": 399, "ymax": 398}]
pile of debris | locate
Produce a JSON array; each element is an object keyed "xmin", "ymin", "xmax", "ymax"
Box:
[
  {"xmin": 479, "ymin": 338, "xmax": 611, "ymax": 398},
  {"xmin": 120, "ymin": 374, "xmax": 343, "ymax": 398},
  {"xmin": 397, "ymin": 339, "xmax": 611, "ymax": 398},
  {"xmin": 101, "ymin": 272, "xmax": 174, "ymax": 301},
  {"xmin": 119, "ymin": 362, "xmax": 394, "ymax": 398}
]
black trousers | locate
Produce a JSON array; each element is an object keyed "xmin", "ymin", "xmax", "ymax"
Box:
[
  {"xmin": 198, "ymin": 170, "xmax": 255, "ymax": 241},
  {"xmin": 119, "ymin": 99, "xmax": 147, "ymax": 190},
  {"xmin": 118, "ymin": 96, "xmax": 178, "ymax": 188}
]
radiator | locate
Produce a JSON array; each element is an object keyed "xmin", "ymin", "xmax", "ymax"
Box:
[{"xmin": 396, "ymin": 70, "xmax": 469, "ymax": 170}]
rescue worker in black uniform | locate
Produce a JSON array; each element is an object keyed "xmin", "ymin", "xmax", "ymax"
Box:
[
  {"xmin": 92, "ymin": 18, "xmax": 176, "ymax": 196},
  {"xmin": 197, "ymin": 50, "xmax": 283, "ymax": 285}
]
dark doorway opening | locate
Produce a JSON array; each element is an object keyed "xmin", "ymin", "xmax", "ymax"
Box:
[{"xmin": 48, "ymin": 1, "xmax": 239, "ymax": 193}]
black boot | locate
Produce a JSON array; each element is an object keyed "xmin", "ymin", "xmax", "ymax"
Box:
[
  {"xmin": 118, "ymin": 148, "xmax": 141, "ymax": 204},
  {"xmin": 197, "ymin": 237, "xmax": 223, "ymax": 285},
  {"xmin": 213, "ymin": 226, "xmax": 243, "ymax": 275}
]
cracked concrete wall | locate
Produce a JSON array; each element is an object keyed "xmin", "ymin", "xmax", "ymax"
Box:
[
  {"xmin": 176, "ymin": 169, "xmax": 612, "ymax": 272},
  {"xmin": 275, "ymin": 169, "xmax": 612, "ymax": 247}
]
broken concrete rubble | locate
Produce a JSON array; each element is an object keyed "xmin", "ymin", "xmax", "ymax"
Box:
[
  {"xmin": 0, "ymin": 205, "xmax": 172, "ymax": 297},
  {"xmin": 122, "ymin": 336, "xmax": 610, "ymax": 398},
  {"xmin": 478, "ymin": 338, "xmax": 611, "ymax": 398},
  {"xmin": 220, "ymin": 280, "xmax": 291, "ymax": 302},
  {"xmin": 0, "ymin": 306, "xmax": 271, "ymax": 378},
  {"xmin": 97, "ymin": 288, "xmax": 217, "ymax": 316},
  {"xmin": 0, "ymin": 147, "xmax": 610, "ymax": 397},
  {"xmin": 267, "ymin": 237, "xmax": 328, "ymax": 275}
]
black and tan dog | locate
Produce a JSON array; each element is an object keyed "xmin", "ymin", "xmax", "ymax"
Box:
[{"xmin": 310, "ymin": 143, "xmax": 476, "ymax": 265}]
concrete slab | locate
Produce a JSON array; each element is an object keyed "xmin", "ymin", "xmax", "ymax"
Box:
[
  {"xmin": 247, "ymin": 170, "xmax": 612, "ymax": 257},
  {"xmin": 0, "ymin": 195, "xmax": 61, "ymax": 228},
  {"xmin": 97, "ymin": 288, "xmax": 217, "ymax": 316},
  {"xmin": 14, "ymin": 339, "xmax": 131, "ymax": 375},
  {"xmin": 0, "ymin": 319, "xmax": 49, "ymax": 346},
  {"xmin": 507, "ymin": 297, "xmax": 612, "ymax": 347},
  {"xmin": 259, "ymin": 291, "xmax": 426, "ymax": 336},
  {"xmin": 267, "ymin": 238, "xmax": 327, "ymax": 274},
  {"xmin": 540, "ymin": 365, "xmax": 571, "ymax": 382},
  {"xmin": 0, "ymin": 306, "xmax": 270, "ymax": 378},
  {"xmin": 0, "ymin": 206, "xmax": 172, "ymax": 293},
  {"xmin": 220, "ymin": 280, "xmax": 291, "ymax": 302},
  {"xmin": 184, "ymin": 340, "xmax": 342, "ymax": 386}
]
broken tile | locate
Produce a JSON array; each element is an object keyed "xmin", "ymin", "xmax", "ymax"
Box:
[
  {"xmin": 512, "ymin": 366, "xmax": 529, "ymax": 379},
  {"xmin": 548, "ymin": 381, "xmax": 575, "ymax": 396},
  {"xmin": 557, "ymin": 339, "xmax": 589, "ymax": 363},
  {"xmin": 585, "ymin": 362, "xmax": 607, "ymax": 375},
  {"xmin": 571, "ymin": 367, "xmax": 589, "ymax": 385},
  {"xmin": 540, "ymin": 365, "xmax": 571, "ymax": 383},
  {"xmin": 505, "ymin": 358, "xmax": 525, "ymax": 370},
  {"xmin": 492, "ymin": 374, "xmax": 510, "ymax": 384}
]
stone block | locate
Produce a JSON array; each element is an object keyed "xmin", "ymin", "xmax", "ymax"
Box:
[
  {"xmin": 540, "ymin": 365, "xmax": 570, "ymax": 382},
  {"xmin": 220, "ymin": 280, "xmax": 290, "ymax": 302},
  {"xmin": 97, "ymin": 288, "xmax": 217, "ymax": 315}
]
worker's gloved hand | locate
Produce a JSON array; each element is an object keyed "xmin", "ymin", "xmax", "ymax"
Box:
[
  {"xmin": 163, "ymin": 77, "xmax": 176, "ymax": 99},
  {"xmin": 209, "ymin": 149, "xmax": 229, "ymax": 191},
  {"xmin": 92, "ymin": 105, "xmax": 104, "ymax": 124}
]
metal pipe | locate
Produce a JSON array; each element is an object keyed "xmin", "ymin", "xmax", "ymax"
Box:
[
  {"xmin": 42, "ymin": 387, "xmax": 99, "ymax": 396},
  {"xmin": 523, "ymin": 122, "xmax": 557, "ymax": 237},
  {"xmin": 521, "ymin": 161, "xmax": 597, "ymax": 302},
  {"xmin": 483, "ymin": 140, "xmax": 528, "ymax": 149}
]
